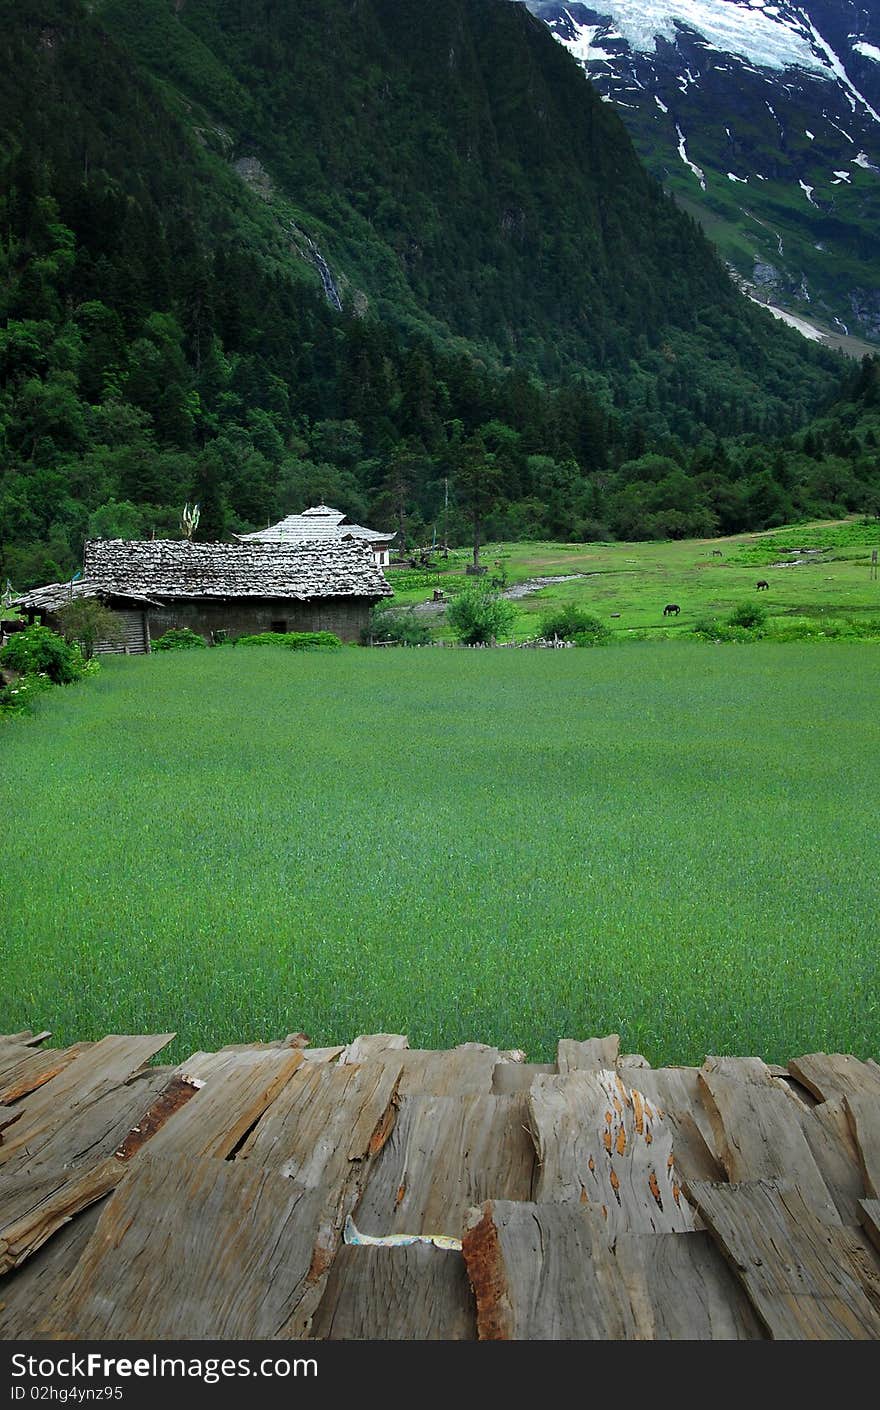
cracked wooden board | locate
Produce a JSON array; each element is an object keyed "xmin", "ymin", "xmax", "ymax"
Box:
[
  {"xmin": 0, "ymin": 1035, "xmax": 174, "ymax": 1171},
  {"xmin": 788, "ymin": 1053, "xmax": 880, "ymax": 1105},
  {"xmin": 529, "ymin": 1071, "xmax": 695, "ymax": 1233},
  {"xmin": 698, "ymin": 1070, "xmax": 840, "ymax": 1224},
  {"xmin": 140, "ymin": 1048, "xmax": 303, "ymax": 1161},
  {"xmin": 355, "ymin": 1093, "xmax": 535, "ymax": 1237},
  {"xmin": 238, "ymin": 1058, "xmax": 403, "ymax": 1180},
  {"xmin": 40, "ymin": 1152, "xmax": 334, "ymax": 1340},
  {"xmin": 310, "ymin": 1243, "xmax": 476, "ymax": 1340},
  {"xmin": 686, "ymin": 1180, "xmax": 880, "ymax": 1340},
  {"xmin": 462, "ymin": 1200, "xmax": 761, "ymax": 1340}
]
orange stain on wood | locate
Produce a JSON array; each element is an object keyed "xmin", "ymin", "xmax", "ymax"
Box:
[
  {"xmin": 615, "ymin": 1125, "xmax": 626, "ymax": 1156},
  {"xmin": 631, "ymin": 1090, "xmax": 644, "ymax": 1134},
  {"xmin": 648, "ymin": 1171, "xmax": 663, "ymax": 1210}
]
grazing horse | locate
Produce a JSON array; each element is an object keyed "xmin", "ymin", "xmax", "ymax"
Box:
[
  {"xmin": 756, "ymin": 580, "xmax": 769, "ymax": 591},
  {"xmin": 712, "ymin": 549, "xmax": 723, "ymax": 558},
  {"xmin": 663, "ymin": 603, "xmax": 681, "ymax": 617}
]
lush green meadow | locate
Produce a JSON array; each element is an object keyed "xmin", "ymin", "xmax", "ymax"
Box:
[
  {"xmin": 2, "ymin": 643, "xmax": 878, "ymax": 1065},
  {"xmin": 391, "ymin": 517, "xmax": 880, "ymax": 640}
]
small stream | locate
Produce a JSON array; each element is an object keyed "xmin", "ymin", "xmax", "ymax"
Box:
[{"xmin": 410, "ymin": 573, "xmax": 587, "ymax": 615}]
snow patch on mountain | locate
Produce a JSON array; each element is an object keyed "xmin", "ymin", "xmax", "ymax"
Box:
[
  {"xmin": 543, "ymin": 1, "xmax": 828, "ymax": 73},
  {"xmin": 854, "ymin": 41, "xmax": 880, "ymax": 62},
  {"xmin": 676, "ymin": 125, "xmax": 707, "ymax": 186}
]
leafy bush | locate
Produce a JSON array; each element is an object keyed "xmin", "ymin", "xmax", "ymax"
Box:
[
  {"xmin": 153, "ymin": 628, "xmax": 207, "ymax": 651},
  {"xmin": 727, "ymin": 601, "xmax": 768, "ymax": 632},
  {"xmin": 364, "ymin": 605, "xmax": 432, "ymax": 646},
  {"xmin": 0, "ymin": 671, "xmax": 54, "ymax": 717},
  {"xmin": 0, "ymin": 626, "xmax": 84, "ymax": 683},
  {"xmin": 446, "ymin": 584, "xmax": 517, "ymax": 645},
  {"xmin": 235, "ymin": 631, "xmax": 342, "ymax": 650},
  {"xmin": 539, "ymin": 604, "xmax": 611, "ymax": 645},
  {"xmin": 56, "ymin": 599, "xmax": 124, "ymax": 659}
]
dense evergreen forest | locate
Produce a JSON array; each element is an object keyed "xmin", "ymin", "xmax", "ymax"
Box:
[{"xmin": 1, "ymin": 0, "xmax": 878, "ymax": 588}]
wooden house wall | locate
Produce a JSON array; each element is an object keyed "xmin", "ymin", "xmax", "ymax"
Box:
[
  {"xmin": 147, "ymin": 596, "xmax": 371, "ymax": 644},
  {"xmin": 95, "ymin": 609, "xmax": 151, "ymax": 656}
]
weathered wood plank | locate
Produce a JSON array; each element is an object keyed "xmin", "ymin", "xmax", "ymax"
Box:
[
  {"xmin": 661, "ymin": 1110, "xmax": 725, "ymax": 1184},
  {"xmin": 43, "ymin": 1153, "xmax": 333, "ymax": 1339},
  {"xmin": 845, "ymin": 1094, "xmax": 880, "ymax": 1199},
  {"xmin": 300, "ymin": 1046, "xmax": 345, "ymax": 1064},
  {"xmin": 702, "ymin": 1056, "xmax": 776, "ymax": 1084},
  {"xmin": 0, "ymin": 1044, "xmax": 92, "ymax": 1104},
  {"xmin": 860, "ymin": 1199, "xmax": 880, "ymax": 1256},
  {"xmin": 393, "ymin": 1046, "xmax": 501, "ymax": 1097},
  {"xmin": 236, "ymin": 1059, "xmax": 403, "ymax": 1326},
  {"xmin": 798, "ymin": 1097, "xmax": 867, "ymax": 1227},
  {"xmin": 698, "ymin": 1071, "xmax": 840, "ymax": 1224},
  {"xmin": 788, "ymin": 1053, "xmax": 880, "ymax": 1105},
  {"xmin": 529, "ymin": 1071, "xmax": 695, "ymax": 1232},
  {"xmin": 0, "ymin": 1035, "xmax": 174, "ymax": 1170},
  {"xmin": 609, "ymin": 1067, "xmax": 719, "ymax": 1158},
  {"xmin": 339, "ymin": 1034, "xmax": 409, "ymax": 1064},
  {"xmin": 557, "ymin": 1035, "xmax": 620, "ymax": 1072},
  {"xmin": 686, "ymin": 1180, "xmax": 880, "ymax": 1340},
  {"xmin": 0, "ymin": 1066, "xmax": 169, "ymax": 1184},
  {"xmin": 0, "ymin": 1203, "xmax": 104, "ymax": 1339},
  {"xmin": 356, "ymin": 1093, "xmax": 535, "ymax": 1237},
  {"xmin": 142, "ymin": 1048, "xmax": 303, "ymax": 1161},
  {"xmin": 311, "ymin": 1244, "xmax": 476, "ymax": 1340},
  {"xmin": 462, "ymin": 1201, "xmax": 761, "ymax": 1340},
  {"xmin": 238, "ymin": 1058, "xmax": 403, "ymax": 1179},
  {"xmin": 0, "ymin": 1158, "xmax": 123, "ymax": 1275},
  {"xmin": 491, "ymin": 1061, "xmax": 555, "ymax": 1094}
]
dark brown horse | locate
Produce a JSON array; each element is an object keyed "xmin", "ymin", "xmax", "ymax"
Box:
[
  {"xmin": 756, "ymin": 580, "xmax": 769, "ymax": 590},
  {"xmin": 712, "ymin": 549, "xmax": 723, "ymax": 558},
  {"xmin": 663, "ymin": 603, "xmax": 681, "ymax": 616}
]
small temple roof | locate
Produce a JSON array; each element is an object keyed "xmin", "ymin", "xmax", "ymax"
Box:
[{"xmin": 236, "ymin": 505, "xmax": 396, "ymax": 547}]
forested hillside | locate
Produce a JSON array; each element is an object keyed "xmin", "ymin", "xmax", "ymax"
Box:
[{"xmin": 0, "ymin": 0, "xmax": 876, "ymax": 587}]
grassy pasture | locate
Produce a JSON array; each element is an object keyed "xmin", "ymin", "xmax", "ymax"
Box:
[
  {"xmin": 2, "ymin": 643, "xmax": 878, "ymax": 1065},
  {"xmin": 390, "ymin": 518, "xmax": 880, "ymax": 639}
]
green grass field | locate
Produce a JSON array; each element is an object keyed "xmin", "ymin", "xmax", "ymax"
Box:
[
  {"xmin": 388, "ymin": 518, "xmax": 880, "ymax": 641},
  {"xmin": 2, "ymin": 642, "xmax": 877, "ymax": 1065}
]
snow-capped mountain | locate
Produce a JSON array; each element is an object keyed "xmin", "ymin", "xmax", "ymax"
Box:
[{"xmin": 520, "ymin": 0, "xmax": 880, "ymax": 342}]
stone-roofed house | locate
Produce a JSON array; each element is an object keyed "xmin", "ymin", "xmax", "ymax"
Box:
[
  {"xmin": 16, "ymin": 538, "xmax": 392, "ymax": 651},
  {"xmin": 235, "ymin": 505, "xmax": 396, "ymax": 568}
]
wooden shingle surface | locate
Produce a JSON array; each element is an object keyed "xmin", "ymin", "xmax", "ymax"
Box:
[{"xmin": 0, "ymin": 1028, "xmax": 878, "ymax": 1341}]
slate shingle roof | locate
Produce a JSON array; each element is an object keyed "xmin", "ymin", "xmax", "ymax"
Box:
[
  {"xmin": 13, "ymin": 581, "xmax": 160, "ymax": 612},
  {"xmin": 80, "ymin": 538, "xmax": 392, "ymax": 601}
]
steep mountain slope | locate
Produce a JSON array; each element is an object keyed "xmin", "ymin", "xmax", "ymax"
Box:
[
  {"xmin": 88, "ymin": 0, "xmax": 843, "ymax": 397},
  {"xmin": 523, "ymin": 0, "xmax": 880, "ymax": 342},
  {"xmin": 1, "ymin": 0, "xmax": 867, "ymax": 589}
]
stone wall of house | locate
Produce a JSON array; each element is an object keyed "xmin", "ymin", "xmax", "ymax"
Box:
[{"xmin": 147, "ymin": 597, "xmax": 371, "ymax": 644}]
